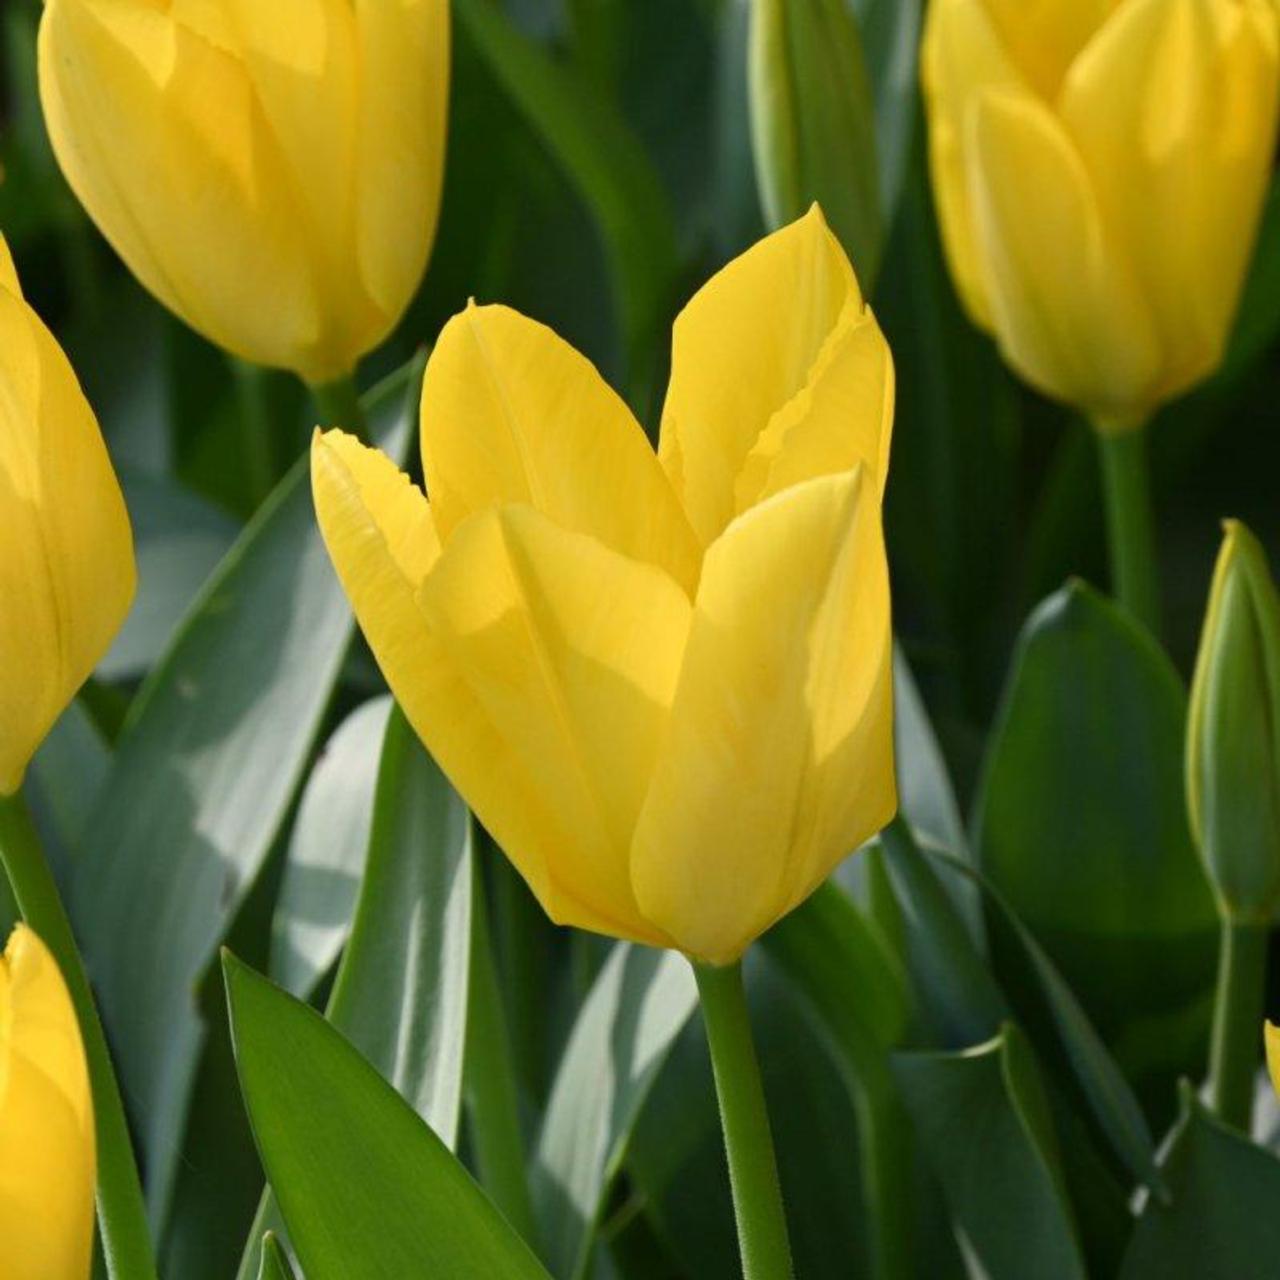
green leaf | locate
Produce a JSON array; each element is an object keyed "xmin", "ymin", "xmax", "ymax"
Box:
[
  {"xmin": 972, "ymin": 582, "xmax": 1218, "ymax": 1099},
  {"xmin": 454, "ymin": 0, "xmax": 681, "ymax": 389},
  {"xmin": 224, "ymin": 954, "xmax": 551, "ymax": 1279},
  {"xmin": 878, "ymin": 820, "xmax": 1008, "ymax": 1048},
  {"xmin": 1120, "ymin": 1086, "xmax": 1280, "ymax": 1279},
  {"xmin": 237, "ymin": 708, "xmax": 474, "ymax": 1280},
  {"xmin": 851, "ymin": 0, "xmax": 923, "ymax": 233},
  {"xmin": 257, "ymin": 1235, "xmax": 297, "ymax": 1280},
  {"xmin": 748, "ymin": 0, "xmax": 884, "ymax": 285},
  {"xmin": 70, "ymin": 362, "xmax": 420, "ymax": 1228},
  {"xmin": 101, "ymin": 471, "xmax": 240, "ymax": 681},
  {"xmin": 531, "ymin": 944, "xmax": 697, "ymax": 1278},
  {"xmin": 268, "ymin": 696, "xmax": 393, "ymax": 999},
  {"xmin": 894, "ymin": 1024, "xmax": 1088, "ymax": 1280},
  {"xmin": 926, "ymin": 848, "xmax": 1162, "ymax": 1198}
]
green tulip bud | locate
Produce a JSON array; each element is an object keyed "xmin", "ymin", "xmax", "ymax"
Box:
[{"xmin": 1186, "ymin": 521, "xmax": 1280, "ymax": 922}]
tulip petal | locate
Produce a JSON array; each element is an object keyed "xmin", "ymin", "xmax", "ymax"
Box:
[
  {"xmin": 39, "ymin": 0, "xmax": 329, "ymax": 377},
  {"xmin": 420, "ymin": 303, "xmax": 700, "ymax": 594},
  {"xmin": 311, "ymin": 429, "xmax": 443, "ymax": 734},
  {"xmin": 0, "ymin": 927, "xmax": 95, "ymax": 1280},
  {"xmin": 0, "ymin": 236, "xmax": 20, "ymax": 298},
  {"xmin": 979, "ymin": 0, "xmax": 1120, "ymax": 98},
  {"xmin": 0, "ymin": 290, "xmax": 135, "ymax": 795},
  {"xmin": 1060, "ymin": 0, "xmax": 1280, "ymax": 403},
  {"xmin": 964, "ymin": 87, "xmax": 1161, "ymax": 420},
  {"xmin": 221, "ymin": 0, "xmax": 362, "ymax": 286},
  {"xmin": 632, "ymin": 467, "xmax": 895, "ymax": 964},
  {"xmin": 659, "ymin": 206, "xmax": 879, "ymax": 546},
  {"xmin": 355, "ymin": 0, "xmax": 450, "ymax": 323},
  {"xmin": 733, "ymin": 306, "xmax": 894, "ymax": 512},
  {"xmin": 921, "ymin": 0, "xmax": 1027, "ymax": 330},
  {"xmin": 418, "ymin": 504, "xmax": 692, "ymax": 947}
]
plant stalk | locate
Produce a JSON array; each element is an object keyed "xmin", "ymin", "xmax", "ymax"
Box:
[
  {"xmin": 310, "ymin": 372, "xmax": 369, "ymax": 442},
  {"xmin": 693, "ymin": 959, "xmax": 794, "ymax": 1280},
  {"xmin": 0, "ymin": 792, "xmax": 158, "ymax": 1280},
  {"xmin": 1096, "ymin": 426, "xmax": 1161, "ymax": 636},
  {"xmin": 231, "ymin": 358, "xmax": 277, "ymax": 507},
  {"xmin": 1208, "ymin": 917, "xmax": 1269, "ymax": 1132}
]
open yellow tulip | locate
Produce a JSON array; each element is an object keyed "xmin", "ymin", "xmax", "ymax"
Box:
[
  {"xmin": 922, "ymin": 0, "xmax": 1280, "ymax": 429},
  {"xmin": 38, "ymin": 0, "xmax": 450, "ymax": 384},
  {"xmin": 1268, "ymin": 1022, "xmax": 1280, "ymax": 1098},
  {"xmin": 0, "ymin": 924, "xmax": 96, "ymax": 1280},
  {"xmin": 0, "ymin": 234, "xmax": 135, "ymax": 795},
  {"xmin": 313, "ymin": 207, "xmax": 897, "ymax": 965}
]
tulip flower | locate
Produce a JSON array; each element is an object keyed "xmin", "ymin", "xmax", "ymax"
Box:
[
  {"xmin": 314, "ymin": 205, "xmax": 894, "ymax": 1277},
  {"xmin": 922, "ymin": 0, "xmax": 1279, "ymax": 427},
  {"xmin": 1188, "ymin": 521, "xmax": 1280, "ymax": 1133},
  {"xmin": 38, "ymin": 0, "xmax": 450, "ymax": 387},
  {"xmin": 312, "ymin": 205, "xmax": 895, "ymax": 966},
  {"xmin": 0, "ymin": 924, "xmax": 96, "ymax": 1280},
  {"xmin": 0, "ymin": 233, "xmax": 135, "ymax": 796},
  {"xmin": 922, "ymin": 0, "xmax": 1280, "ymax": 635}
]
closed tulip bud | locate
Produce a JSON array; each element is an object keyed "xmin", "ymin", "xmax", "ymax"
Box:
[
  {"xmin": 38, "ymin": 0, "xmax": 450, "ymax": 385},
  {"xmin": 0, "ymin": 925, "xmax": 96, "ymax": 1280},
  {"xmin": 312, "ymin": 206, "xmax": 897, "ymax": 964},
  {"xmin": 0, "ymin": 235, "xmax": 135, "ymax": 795},
  {"xmin": 1187, "ymin": 521, "xmax": 1280, "ymax": 922},
  {"xmin": 922, "ymin": 0, "xmax": 1280, "ymax": 430}
]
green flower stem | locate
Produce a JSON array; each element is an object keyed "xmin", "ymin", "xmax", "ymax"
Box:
[
  {"xmin": 694, "ymin": 959, "xmax": 794, "ymax": 1280},
  {"xmin": 1096, "ymin": 426, "xmax": 1161, "ymax": 636},
  {"xmin": 1208, "ymin": 918, "xmax": 1269, "ymax": 1132},
  {"xmin": 311, "ymin": 372, "xmax": 369, "ymax": 443},
  {"xmin": 231, "ymin": 358, "xmax": 277, "ymax": 507},
  {"xmin": 464, "ymin": 854, "xmax": 539, "ymax": 1247},
  {"xmin": 0, "ymin": 791, "xmax": 158, "ymax": 1280}
]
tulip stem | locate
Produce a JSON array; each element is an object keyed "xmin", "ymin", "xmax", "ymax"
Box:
[
  {"xmin": 0, "ymin": 791, "xmax": 158, "ymax": 1280},
  {"xmin": 1096, "ymin": 427, "xmax": 1161, "ymax": 636},
  {"xmin": 694, "ymin": 959, "xmax": 794, "ymax": 1280},
  {"xmin": 464, "ymin": 853, "xmax": 539, "ymax": 1247},
  {"xmin": 1208, "ymin": 918, "xmax": 1268, "ymax": 1132},
  {"xmin": 311, "ymin": 373, "xmax": 369, "ymax": 443},
  {"xmin": 231, "ymin": 358, "xmax": 277, "ymax": 507}
]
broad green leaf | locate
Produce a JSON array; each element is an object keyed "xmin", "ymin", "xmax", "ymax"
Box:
[
  {"xmin": 268, "ymin": 697, "xmax": 393, "ymax": 999},
  {"xmin": 454, "ymin": 0, "xmax": 681, "ymax": 388},
  {"xmin": 71, "ymin": 363, "xmax": 420, "ymax": 1227},
  {"xmin": 224, "ymin": 955, "xmax": 550, "ymax": 1279},
  {"xmin": 531, "ymin": 944, "xmax": 697, "ymax": 1278},
  {"xmin": 101, "ymin": 471, "xmax": 240, "ymax": 680},
  {"xmin": 237, "ymin": 708, "xmax": 474, "ymax": 1280},
  {"xmin": 748, "ymin": 0, "xmax": 884, "ymax": 285},
  {"xmin": 258, "ymin": 1235, "xmax": 297, "ymax": 1280},
  {"xmin": 1120, "ymin": 1087, "xmax": 1280, "ymax": 1280},
  {"xmin": 928, "ymin": 849, "xmax": 1161, "ymax": 1197},
  {"xmin": 972, "ymin": 582, "xmax": 1217, "ymax": 1101},
  {"xmin": 894, "ymin": 1024, "xmax": 1088, "ymax": 1280}
]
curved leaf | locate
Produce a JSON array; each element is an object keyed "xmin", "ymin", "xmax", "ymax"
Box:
[{"xmin": 225, "ymin": 955, "xmax": 550, "ymax": 1279}]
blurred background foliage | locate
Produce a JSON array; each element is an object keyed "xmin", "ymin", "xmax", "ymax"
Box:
[{"xmin": 4, "ymin": 1, "xmax": 1280, "ymax": 1277}]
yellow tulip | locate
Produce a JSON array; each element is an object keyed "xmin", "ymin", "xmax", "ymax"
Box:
[
  {"xmin": 922, "ymin": 0, "xmax": 1280, "ymax": 429},
  {"xmin": 0, "ymin": 235, "xmax": 135, "ymax": 796},
  {"xmin": 38, "ymin": 0, "xmax": 450, "ymax": 385},
  {"xmin": 313, "ymin": 207, "xmax": 897, "ymax": 964},
  {"xmin": 0, "ymin": 924, "xmax": 96, "ymax": 1280}
]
